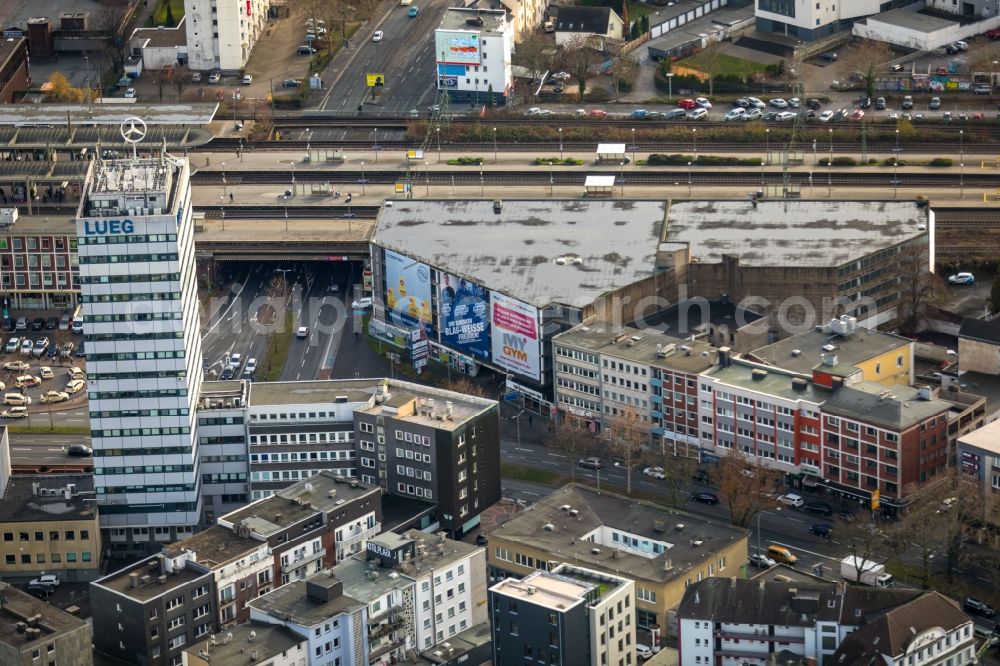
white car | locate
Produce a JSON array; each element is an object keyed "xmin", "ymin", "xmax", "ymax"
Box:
[
  {"xmin": 208, "ymin": 72, "xmax": 221, "ymax": 84},
  {"xmin": 686, "ymin": 108, "xmax": 707, "ymax": 120},
  {"xmin": 352, "ymin": 297, "xmax": 373, "ymax": 309},
  {"xmin": 573, "ymin": 108, "xmax": 587, "ymax": 116},
  {"xmin": 19, "ymin": 339, "xmax": 32, "ymax": 355},
  {"xmin": 372, "ymin": 30, "xmax": 384, "ymax": 41},
  {"xmin": 778, "ymin": 493, "xmax": 805, "ymax": 508},
  {"xmin": 776, "ymin": 111, "xmax": 797, "ymax": 121},
  {"xmin": 888, "ymin": 112, "xmax": 899, "ymax": 121},
  {"xmin": 954, "ymin": 40, "xmax": 968, "ymax": 50},
  {"xmin": 749, "ymin": 552, "xmax": 777, "ymax": 568},
  {"xmin": 642, "ymin": 466, "xmax": 666, "ymax": 479},
  {"xmin": 241, "ymin": 74, "xmax": 253, "ymax": 85},
  {"xmin": 243, "ymin": 358, "xmax": 258, "ymax": 376},
  {"xmin": 40, "ymin": 391, "xmax": 69, "ymax": 404},
  {"xmin": 124, "ymin": 88, "xmax": 136, "ymax": 99},
  {"xmin": 788, "ymin": 97, "xmax": 801, "ymax": 107},
  {"xmin": 948, "ymin": 272, "xmax": 975, "ymax": 285},
  {"xmin": 4, "ymin": 337, "xmax": 18, "ymax": 353},
  {"xmin": 1, "ymin": 407, "xmax": 28, "ymax": 418},
  {"xmin": 694, "ymin": 97, "xmax": 712, "ymax": 109},
  {"xmin": 31, "ymin": 574, "xmax": 59, "ymax": 587},
  {"xmin": 724, "ymin": 108, "xmax": 746, "ymax": 122},
  {"xmin": 229, "ymin": 353, "xmax": 243, "ymax": 368},
  {"xmin": 64, "ymin": 379, "xmax": 86, "ymax": 394},
  {"xmin": 38, "ymin": 367, "xmax": 54, "ymax": 380},
  {"xmin": 296, "ymin": 326, "xmax": 309, "ymax": 338},
  {"xmin": 636, "ymin": 645, "xmax": 654, "ymax": 660},
  {"xmin": 551, "ymin": 71, "xmax": 571, "ymax": 80},
  {"xmin": 524, "ymin": 107, "xmax": 542, "ymax": 116},
  {"xmin": 747, "ymin": 96, "xmax": 765, "ymax": 108},
  {"xmin": 769, "ymin": 98, "xmax": 788, "ymax": 108},
  {"xmin": 818, "ymin": 110, "xmax": 835, "ymax": 122}
]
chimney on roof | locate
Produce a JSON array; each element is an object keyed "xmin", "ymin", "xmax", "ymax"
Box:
[
  {"xmin": 718, "ymin": 347, "xmax": 732, "ymax": 368},
  {"xmin": 751, "ymin": 368, "xmax": 767, "ymax": 382},
  {"xmin": 792, "ymin": 377, "xmax": 808, "ymax": 392}
]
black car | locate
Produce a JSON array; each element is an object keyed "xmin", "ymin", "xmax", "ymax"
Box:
[
  {"xmin": 2, "ymin": 318, "xmax": 14, "ymax": 332},
  {"xmin": 965, "ymin": 597, "xmax": 997, "ymax": 618},
  {"xmin": 25, "ymin": 583, "xmax": 54, "ymax": 598},
  {"xmin": 763, "ymin": 111, "xmax": 779, "ymax": 121},
  {"xmin": 46, "ymin": 344, "xmax": 58, "ymax": 358},
  {"xmin": 858, "ymin": 96, "xmax": 871, "ymax": 109},
  {"xmin": 809, "ymin": 523, "xmax": 832, "ymax": 538},
  {"xmin": 219, "ymin": 367, "xmax": 235, "ymax": 380},
  {"xmin": 475, "ymin": 534, "xmax": 488, "ymax": 546},
  {"xmin": 553, "ymin": 83, "xmax": 565, "ymax": 93},
  {"xmin": 875, "ymin": 97, "xmax": 886, "ymax": 110},
  {"xmin": 735, "ymin": 97, "xmax": 751, "ymax": 108},
  {"xmin": 67, "ymin": 444, "xmax": 92, "ymax": 457},
  {"xmin": 806, "ymin": 99, "xmax": 822, "ymax": 110},
  {"xmin": 30, "ymin": 317, "xmax": 45, "ymax": 331},
  {"xmin": 803, "ymin": 501, "xmax": 833, "ymax": 516},
  {"xmin": 692, "ymin": 492, "xmax": 719, "ymax": 505},
  {"xmin": 45, "ymin": 316, "xmax": 58, "ymax": 329},
  {"xmin": 75, "ymin": 342, "xmax": 86, "ymax": 357}
]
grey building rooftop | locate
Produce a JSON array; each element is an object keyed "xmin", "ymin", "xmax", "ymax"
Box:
[
  {"xmin": 218, "ymin": 471, "xmax": 380, "ymax": 538},
  {"xmin": 635, "ymin": 298, "xmax": 763, "ymax": 338},
  {"xmin": 0, "ymin": 582, "xmax": 89, "ymax": 651},
  {"xmin": 703, "ymin": 360, "xmax": 829, "ymax": 404},
  {"xmin": 247, "ymin": 379, "xmax": 495, "ymax": 430},
  {"xmin": 181, "ymin": 622, "xmax": 304, "ymax": 666},
  {"xmin": 249, "ymin": 571, "xmax": 364, "ymax": 628},
  {"xmin": 958, "ymin": 419, "xmax": 1000, "ymax": 455},
  {"xmin": 438, "ymin": 7, "xmax": 509, "ymax": 34},
  {"xmin": 664, "ymin": 200, "xmax": 927, "ymax": 267},
  {"xmin": 748, "ymin": 327, "xmax": 911, "ymax": 376},
  {"xmin": 0, "ymin": 475, "xmax": 97, "ymax": 523},
  {"xmin": 374, "ymin": 199, "xmax": 666, "ymax": 308},
  {"xmin": 418, "ymin": 622, "xmax": 492, "ymax": 665},
  {"xmin": 93, "ymin": 554, "xmax": 211, "ymax": 603},
  {"xmin": 162, "ymin": 524, "xmax": 262, "ymax": 569},
  {"xmin": 554, "ymin": 323, "xmax": 717, "ymax": 374},
  {"xmin": 822, "ymin": 381, "xmax": 950, "ymax": 430},
  {"xmin": 491, "ymin": 484, "xmax": 748, "ymax": 584}
]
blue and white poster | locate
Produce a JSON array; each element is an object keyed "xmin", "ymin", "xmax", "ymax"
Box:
[{"xmin": 439, "ymin": 273, "xmax": 490, "ymax": 362}]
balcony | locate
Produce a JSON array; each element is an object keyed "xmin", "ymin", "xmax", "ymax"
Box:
[
  {"xmin": 369, "ymin": 634, "xmax": 406, "ymax": 660},
  {"xmin": 368, "ymin": 613, "xmax": 405, "ymax": 640},
  {"xmin": 715, "ymin": 629, "xmax": 804, "ymax": 643},
  {"xmin": 368, "ymin": 602, "xmax": 404, "ymax": 625},
  {"xmin": 280, "ymin": 548, "xmax": 326, "ymax": 574},
  {"xmin": 336, "ymin": 524, "xmax": 381, "ymax": 561}
]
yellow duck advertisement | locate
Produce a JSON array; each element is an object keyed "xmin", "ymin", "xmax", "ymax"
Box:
[{"xmin": 384, "ymin": 249, "xmax": 434, "ymax": 331}]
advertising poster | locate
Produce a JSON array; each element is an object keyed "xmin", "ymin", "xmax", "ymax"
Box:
[
  {"xmin": 384, "ymin": 249, "xmax": 433, "ymax": 331},
  {"xmin": 435, "ymin": 31, "xmax": 481, "ymax": 65},
  {"xmin": 490, "ymin": 291, "xmax": 540, "ymax": 381},
  {"xmin": 439, "ymin": 273, "xmax": 490, "ymax": 362}
]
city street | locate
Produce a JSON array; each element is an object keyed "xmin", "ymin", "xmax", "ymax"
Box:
[
  {"xmin": 7, "ymin": 433, "xmax": 92, "ymax": 465},
  {"xmin": 319, "ymin": 0, "xmax": 458, "ymax": 115}
]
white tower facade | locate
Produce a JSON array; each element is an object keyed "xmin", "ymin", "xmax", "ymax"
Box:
[{"xmin": 76, "ymin": 127, "xmax": 202, "ymax": 549}]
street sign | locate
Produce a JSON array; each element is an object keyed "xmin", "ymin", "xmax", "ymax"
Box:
[
  {"xmin": 366, "ymin": 73, "xmax": 386, "ymax": 88},
  {"xmin": 503, "ymin": 392, "xmax": 519, "ymax": 401},
  {"xmin": 870, "ymin": 489, "xmax": 880, "ymax": 511}
]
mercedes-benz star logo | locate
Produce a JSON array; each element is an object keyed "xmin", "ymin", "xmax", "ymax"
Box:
[{"xmin": 120, "ymin": 116, "xmax": 147, "ymax": 145}]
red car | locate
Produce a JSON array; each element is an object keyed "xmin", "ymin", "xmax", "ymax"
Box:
[
  {"xmin": 590, "ymin": 109, "xmax": 607, "ymax": 118},
  {"xmin": 678, "ymin": 98, "xmax": 697, "ymax": 109},
  {"xmin": 987, "ymin": 28, "xmax": 1000, "ymax": 39}
]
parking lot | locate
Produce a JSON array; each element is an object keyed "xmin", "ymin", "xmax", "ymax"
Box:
[{"xmin": 1, "ymin": 316, "xmax": 87, "ymax": 419}]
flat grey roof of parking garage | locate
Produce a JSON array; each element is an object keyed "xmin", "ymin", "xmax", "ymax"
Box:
[
  {"xmin": 375, "ymin": 199, "xmax": 666, "ymax": 308},
  {"xmin": 664, "ymin": 200, "xmax": 927, "ymax": 267},
  {"xmin": 866, "ymin": 8, "xmax": 956, "ymax": 31},
  {"xmin": 0, "ymin": 103, "xmax": 219, "ymax": 125}
]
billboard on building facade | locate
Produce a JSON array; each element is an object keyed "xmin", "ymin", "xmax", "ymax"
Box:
[
  {"xmin": 435, "ymin": 30, "xmax": 481, "ymax": 65},
  {"xmin": 439, "ymin": 273, "xmax": 491, "ymax": 362},
  {"xmin": 384, "ymin": 249, "xmax": 433, "ymax": 331},
  {"xmin": 490, "ymin": 291, "xmax": 540, "ymax": 381}
]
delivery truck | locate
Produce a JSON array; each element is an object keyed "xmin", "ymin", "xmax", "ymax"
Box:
[{"xmin": 841, "ymin": 555, "xmax": 894, "ymax": 587}]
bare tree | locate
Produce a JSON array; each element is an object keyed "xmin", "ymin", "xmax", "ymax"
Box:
[
  {"xmin": 713, "ymin": 454, "xmax": 779, "ymax": 528},
  {"xmin": 446, "ymin": 377, "xmax": 491, "ymax": 399},
  {"xmin": 604, "ymin": 406, "xmax": 649, "ymax": 496},
  {"xmin": 965, "ymin": 41, "xmax": 1000, "ymax": 82},
  {"xmin": 898, "ymin": 244, "xmax": 937, "ymax": 336},
  {"xmin": 548, "ymin": 416, "xmax": 595, "ymax": 482},
  {"xmin": 512, "ymin": 33, "xmax": 551, "ymax": 99},
  {"xmin": 697, "ymin": 43, "xmax": 726, "ymax": 96},
  {"xmin": 839, "ymin": 517, "xmax": 889, "ymax": 583},
  {"xmin": 656, "ymin": 448, "xmax": 698, "ymax": 509},
  {"xmin": 842, "ymin": 38, "xmax": 893, "ymax": 99},
  {"xmin": 559, "ymin": 36, "xmax": 598, "ymax": 98},
  {"xmin": 608, "ymin": 52, "xmax": 638, "ymax": 99},
  {"xmin": 173, "ymin": 65, "xmax": 190, "ymax": 100}
]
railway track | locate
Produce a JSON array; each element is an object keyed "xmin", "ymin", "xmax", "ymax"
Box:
[
  {"xmin": 203, "ymin": 137, "xmax": 1000, "ymax": 155},
  {"xmin": 190, "ymin": 168, "xmax": 1000, "ymax": 188},
  {"xmin": 198, "ymin": 205, "xmax": 380, "ymax": 219}
]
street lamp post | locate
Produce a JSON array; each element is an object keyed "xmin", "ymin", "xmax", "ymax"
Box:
[
  {"xmin": 960, "ymin": 161, "xmax": 964, "ymax": 198},
  {"xmin": 549, "ymin": 162, "xmax": 553, "ymax": 196},
  {"xmin": 493, "ymin": 127, "xmax": 498, "ymax": 163},
  {"xmin": 892, "ymin": 158, "xmax": 899, "ymax": 198},
  {"xmin": 373, "ymin": 128, "xmax": 379, "ymax": 163},
  {"xmin": 221, "ymin": 161, "xmax": 227, "ymax": 199},
  {"xmin": 809, "ymin": 172, "xmax": 813, "ymax": 197},
  {"xmin": 305, "ymin": 128, "xmax": 311, "ymax": 157},
  {"xmin": 436, "ymin": 127, "xmax": 441, "ymax": 163},
  {"xmin": 220, "ymin": 194, "xmax": 226, "ymax": 231},
  {"xmin": 960, "ymin": 129, "xmax": 964, "ymax": 165},
  {"xmin": 480, "ymin": 170, "xmax": 484, "ymax": 196},
  {"xmin": 765, "ymin": 128, "xmax": 770, "ymax": 161},
  {"xmin": 665, "ymin": 72, "xmax": 674, "ymax": 100},
  {"xmin": 760, "ymin": 161, "xmax": 765, "ymax": 189},
  {"xmin": 687, "ymin": 161, "xmax": 692, "ymax": 196},
  {"xmin": 692, "ymin": 128, "xmax": 698, "ymax": 160},
  {"xmin": 630, "ymin": 127, "xmax": 635, "ymax": 164},
  {"xmin": 360, "ymin": 161, "xmax": 366, "ymax": 195},
  {"xmin": 559, "ymin": 128, "xmax": 564, "ymax": 162},
  {"xmin": 812, "ymin": 139, "xmax": 817, "ymax": 165},
  {"xmin": 424, "ymin": 161, "xmax": 430, "ymax": 196},
  {"xmin": 828, "ymin": 129, "xmax": 833, "ymax": 196}
]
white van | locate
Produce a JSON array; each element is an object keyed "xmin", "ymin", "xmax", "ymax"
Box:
[{"xmin": 3, "ymin": 393, "xmax": 31, "ymax": 406}]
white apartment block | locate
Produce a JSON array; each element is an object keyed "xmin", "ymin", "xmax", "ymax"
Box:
[
  {"xmin": 77, "ymin": 150, "xmax": 202, "ymax": 549},
  {"xmin": 499, "ymin": 0, "xmax": 549, "ymax": 42},
  {"xmin": 184, "ymin": 0, "xmax": 269, "ymax": 72},
  {"xmin": 197, "ymin": 381, "xmax": 251, "ymax": 525},
  {"xmin": 435, "ymin": 8, "xmax": 513, "ymax": 106},
  {"xmin": 678, "ymin": 579, "xmax": 975, "ymax": 666}
]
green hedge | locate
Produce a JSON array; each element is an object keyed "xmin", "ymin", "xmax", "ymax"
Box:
[
  {"xmin": 447, "ymin": 157, "xmax": 484, "ymax": 165},
  {"xmin": 646, "ymin": 153, "xmax": 763, "ymax": 166},
  {"xmin": 535, "ymin": 157, "xmax": 583, "ymax": 165}
]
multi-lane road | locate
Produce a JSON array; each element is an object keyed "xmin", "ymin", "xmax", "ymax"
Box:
[{"xmin": 319, "ymin": 0, "xmax": 457, "ymax": 115}]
